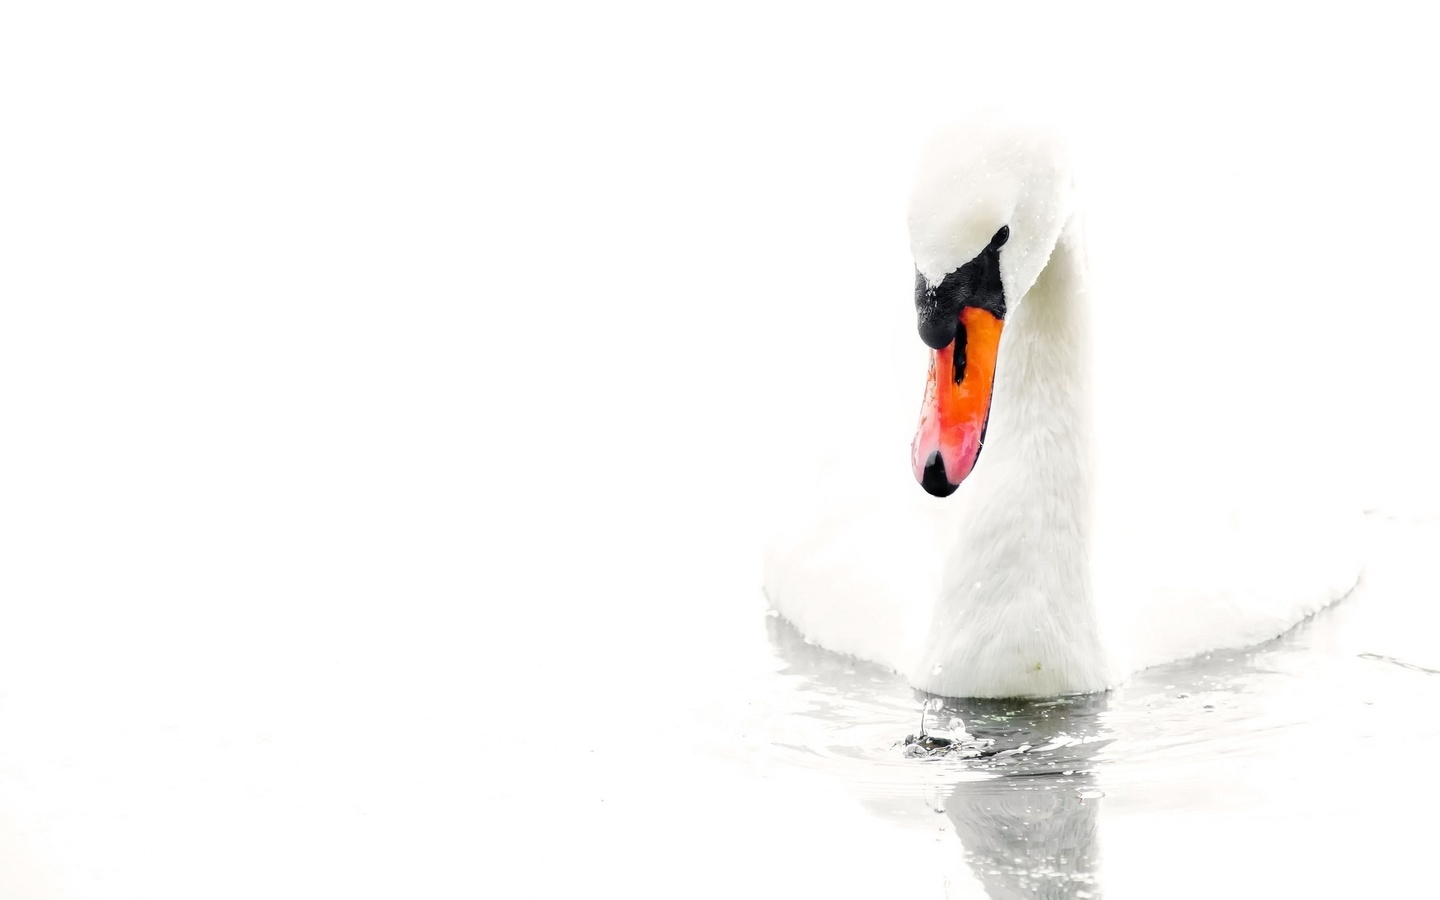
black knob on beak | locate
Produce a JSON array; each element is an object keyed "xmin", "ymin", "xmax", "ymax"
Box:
[{"xmin": 917, "ymin": 311, "xmax": 958, "ymax": 351}]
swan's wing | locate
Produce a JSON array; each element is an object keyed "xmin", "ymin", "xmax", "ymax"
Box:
[
  {"xmin": 762, "ymin": 477, "xmax": 941, "ymax": 675},
  {"xmin": 1096, "ymin": 483, "xmax": 1363, "ymax": 676}
]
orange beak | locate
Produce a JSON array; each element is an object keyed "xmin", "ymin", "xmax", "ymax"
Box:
[{"xmin": 911, "ymin": 307, "xmax": 1004, "ymax": 496}]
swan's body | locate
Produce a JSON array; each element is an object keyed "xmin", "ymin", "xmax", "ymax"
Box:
[{"xmin": 764, "ymin": 110, "xmax": 1361, "ymax": 698}]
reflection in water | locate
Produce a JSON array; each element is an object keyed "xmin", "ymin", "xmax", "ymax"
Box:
[
  {"xmin": 931, "ymin": 695, "xmax": 1109, "ymax": 899},
  {"xmin": 765, "ymin": 614, "xmax": 1111, "ymax": 898},
  {"xmin": 945, "ymin": 776, "xmax": 1100, "ymax": 900}
]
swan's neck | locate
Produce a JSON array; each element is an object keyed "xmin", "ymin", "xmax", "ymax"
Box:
[{"xmin": 914, "ymin": 218, "xmax": 1111, "ymax": 698}]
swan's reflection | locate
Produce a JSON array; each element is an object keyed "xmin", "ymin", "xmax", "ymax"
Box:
[
  {"xmin": 764, "ymin": 614, "xmax": 1110, "ymax": 899},
  {"xmin": 929, "ymin": 694, "xmax": 1108, "ymax": 899}
]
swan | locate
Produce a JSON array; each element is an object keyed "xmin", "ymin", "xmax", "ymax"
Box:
[{"xmin": 763, "ymin": 109, "xmax": 1362, "ymax": 699}]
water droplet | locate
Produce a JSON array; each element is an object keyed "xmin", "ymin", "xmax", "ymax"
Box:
[
  {"xmin": 973, "ymin": 581, "xmax": 983, "ymax": 590},
  {"xmin": 927, "ymin": 697, "xmax": 944, "ymax": 712},
  {"xmin": 931, "ymin": 664, "xmax": 944, "ymax": 675},
  {"xmin": 1077, "ymin": 788, "xmax": 1105, "ymax": 800}
]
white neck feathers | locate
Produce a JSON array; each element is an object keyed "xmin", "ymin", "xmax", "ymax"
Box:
[{"xmin": 912, "ymin": 218, "xmax": 1112, "ymax": 698}]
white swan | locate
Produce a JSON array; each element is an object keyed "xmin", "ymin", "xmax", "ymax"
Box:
[{"xmin": 763, "ymin": 109, "xmax": 1362, "ymax": 699}]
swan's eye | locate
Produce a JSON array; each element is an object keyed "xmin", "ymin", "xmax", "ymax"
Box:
[{"xmin": 988, "ymin": 225, "xmax": 1009, "ymax": 251}]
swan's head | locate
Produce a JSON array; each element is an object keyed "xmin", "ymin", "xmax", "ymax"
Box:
[{"xmin": 907, "ymin": 110, "xmax": 1074, "ymax": 497}]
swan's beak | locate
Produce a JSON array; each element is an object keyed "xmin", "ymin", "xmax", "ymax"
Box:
[{"xmin": 911, "ymin": 307, "xmax": 1003, "ymax": 497}]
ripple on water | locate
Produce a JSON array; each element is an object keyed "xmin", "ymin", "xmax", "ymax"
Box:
[{"xmin": 753, "ymin": 592, "xmax": 1440, "ymax": 813}]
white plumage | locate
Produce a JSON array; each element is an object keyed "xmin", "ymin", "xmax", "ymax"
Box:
[{"xmin": 763, "ymin": 108, "xmax": 1362, "ymax": 699}]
